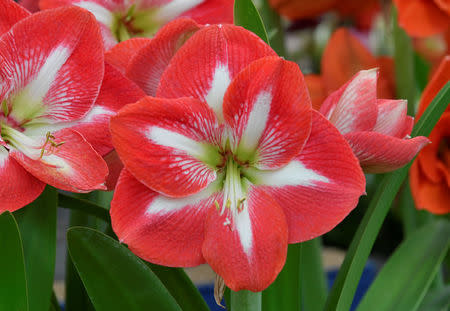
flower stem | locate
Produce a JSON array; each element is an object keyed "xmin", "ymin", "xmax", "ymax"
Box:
[{"xmin": 231, "ymin": 290, "xmax": 261, "ymax": 311}]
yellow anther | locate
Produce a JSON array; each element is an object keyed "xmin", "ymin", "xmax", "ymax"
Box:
[
  {"xmin": 39, "ymin": 131, "xmax": 64, "ymax": 158},
  {"xmin": 237, "ymin": 197, "xmax": 246, "ymax": 212},
  {"xmin": 214, "ymin": 200, "xmax": 220, "ymax": 211}
]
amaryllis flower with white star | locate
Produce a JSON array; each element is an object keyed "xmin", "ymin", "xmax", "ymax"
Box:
[
  {"xmin": 110, "ymin": 25, "xmax": 365, "ymax": 291},
  {"xmin": 0, "ymin": 3, "xmax": 113, "ymax": 212},
  {"xmin": 39, "ymin": 0, "xmax": 233, "ymax": 49}
]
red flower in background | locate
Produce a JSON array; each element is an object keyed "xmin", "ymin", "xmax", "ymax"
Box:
[
  {"xmin": 110, "ymin": 24, "xmax": 365, "ymax": 291},
  {"xmin": 305, "ymin": 27, "xmax": 395, "ymax": 110},
  {"xmin": 410, "ymin": 56, "xmax": 450, "ymax": 214},
  {"xmin": 320, "ymin": 69, "xmax": 429, "ymax": 173},
  {"xmin": 0, "ymin": 2, "xmax": 110, "ymax": 212},
  {"xmin": 39, "ymin": 0, "xmax": 233, "ymax": 49},
  {"xmin": 394, "ymin": 0, "xmax": 450, "ymax": 38}
]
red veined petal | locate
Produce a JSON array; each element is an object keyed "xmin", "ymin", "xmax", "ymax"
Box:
[
  {"xmin": 320, "ymin": 69, "xmax": 378, "ymax": 134},
  {"xmin": 180, "ymin": 0, "xmax": 233, "ymax": 24},
  {"xmin": 105, "ymin": 38, "xmax": 151, "ymax": 73},
  {"xmin": 394, "ymin": 0, "xmax": 450, "ymax": 37},
  {"xmin": 103, "ymin": 150, "xmax": 123, "ymax": 191},
  {"xmin": 111, "ymin": 169, "xmax": 220, "ymax": 266},
  {"xmin": 223, "ymin": 57, "xmax": 312, "ymax": 170},
  {"xmin": 0, "ymin": 0, "xmax": 30, "ymax": 36},
  {"xmin": 157, "ymin": 24, "xmax": 276, "ymax": 121},
  {"xmin": 244, "ymin": 111, "xmax": 365, "ymax": 243},
  {"xmin": 126, "ymin": 18, "xmax": 202, "ymax": 96},
  {"xmin": 202, "ymin": 186, "xmax": 288, "ymax": 292},
  {"xmin": 19, "ymin": 0, "xmax": 39, "ymax": 12},
  {"xmin": 110, "ymin": 96, "xmax": 221, "ymax": 197},
  {"xmin": 0, "ymin": 7, "xmax": 104, "ymax": 123},
  {"xmin": 345, "ymin": 131, "xmax": 430, "ymax": 173},
  {"xmin": 70, "ymin": 63, "xmax": 145, "ymax": 156},
  {"xmin": 11, "ymin": 128, "xmax": 108, "ymax": 192},
  {"xmin": 373, "ymin": 99, "xmax": 410, "ymax": 138},
  {"xmin": 0, "ymin": 147, "xmax": 45, "ymax": 213}
]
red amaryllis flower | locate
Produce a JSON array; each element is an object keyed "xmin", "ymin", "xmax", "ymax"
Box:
[
  {"xmin": 320, "ymin": 69, "xmax": 430, "ymax": 173},
  {"xmin": 110, "ymin": 25, "xmax": 365, "ymax": 291},
  {"xmin": 394, "ymin": 0, "xmax": 450, "ymax": 38},
  {"xmin": 305, "ymin": 27, "xmax": 395, "ymax": 110},
  {"xmin": 39, "ymin": 0, "xmax": 233, "ymax": 49},
  {"xmin": 0, "ymin": 3, "xmax": 111, "ymax": 212},
  {"xmin": 410, "ymin": 56, "xmax": 450, "ymax": 214}
]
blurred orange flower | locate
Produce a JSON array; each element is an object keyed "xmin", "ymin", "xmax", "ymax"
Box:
[
  {"xmin": 269, "ymin": 0, "xmax": 380, "ymax": 30},
  {"xmin": 305, "ymin": 28, "xmax": 395, "ymax": 110},
  {"xmin": 410, "ymin": 56, "xmax": 450, "ymax": 214},
  {"xmin": 394, "ymin": 0, "xmax": 450, "ymax": 37}
]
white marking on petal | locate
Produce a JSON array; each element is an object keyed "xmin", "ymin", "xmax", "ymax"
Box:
[
  {"xmin": 239, "ymin": 90, "xmax": 272, "ymax": 152},
  {"xmin": 79, "ymin": 106, "xmax": 115, "ymax": 123},
  {"xmin": 373, "ymin": 100, "xmax": 406, "ymax": 136},
  {"xmin": 247, "ymin": 161, "xmax": 329, "ymax": 187},
  {"xmin": 0, "ymin": 147, "xmax": 9, "ymax": 167},
  {"xmin": 157, "ymin": 0, "xmax": 203, "ymax": 22},
  {"xmin": 205, "ymin": 64, "xmax": 231, "ymax": 122},
  {"xmin": 75, "ymin": 2, "xmax": 114, "ymax": 27},
  {"xmin": 146, "ymin": 126, "xmax": 207, "ymax": 159},
  {"xmin": 235, "ymin": 202, "xmax": 253, "ymax": 255},
  {"xmin": 145, "ymin": 182, "xmax": 216, "ymax": 215}
]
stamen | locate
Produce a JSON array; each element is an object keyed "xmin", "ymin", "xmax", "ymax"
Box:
[
  {"xmin": 39, "ymin": 131, "xmax": 65, "ymax": 158},
  {"xmin": 221, "ymin": 158, "xmax": 247, "ymax": 229}
]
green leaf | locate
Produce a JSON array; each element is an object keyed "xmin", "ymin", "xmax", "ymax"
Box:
[
  {"xmin": 417, "ymin": 286, "xmax": 450, "ymax": 311},
  {"xmin": 58, "ymin": 193, "xmax": 110, "ymax": 222},
  {"xmin": 67, "ymin": 227, "xmax": 182, "ymax": 311},
  {"xmin": 324, "ymin": 82, "xmax": 450, "ymax": 311},
  {"xmin": 262, "ymin": 244, "xmax": 301, "ymax": 311},
  {"xmin": 300, "ymin": 238, "xmax": 327, "ymax": 311},
  {"xmin": 14, "ymin": 187, "xmax": 57, "ymax": 311},
  {"xmin": 0, "ymin": 212, "xmax": 28, "ymax": 311},
  {"xmin": 259, "ymin": 0, "xmax": 285, "ymax": 56},
  {"xmin": 357, "ymin": 220, "xmax": 450, "ymax": 311},
  {"xmin": 234, "ymin": 0, "xmax": 269, "ymax": 44},
  {"xmin": 145, "ymin": 263, "xmax": 209, "ymax": 311}
]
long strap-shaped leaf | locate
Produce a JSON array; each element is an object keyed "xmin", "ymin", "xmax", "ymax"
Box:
[
  {"xmin": 0, "ymin": 212, "xmax": 28, "ymax": 311},
  {"xmin": 234, "ymin": 0, "xmax": 270, "ymax": 44},
  {"xmin": 15, "ymin": 187, "xmax": 57, "ymax": 311},
  {"xmin": 324, "ymin": 82, "xmax": 450, "ymax": 311},
  {"xmin": 67, "ymin": 227, "xmax": 182, "ymax": 311},
  {"xmin": 357, "ymin": 220, "xmax": 450, "ymax": 311}
]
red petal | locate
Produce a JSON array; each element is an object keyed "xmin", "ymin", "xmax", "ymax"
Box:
[
  {"xmin": 103, "ymin": 150, "xmax": 123, "ymax": 191},
  {"xmin": 11, "ymin": 128, "xmax": 108, "ymax": 192},
  {"xmin": 157, "ymin": 24, "xmax": 276, "ymax": 120},
  {"xmin": 394, "ymin": 0, "xmax": 450, "ymax": 37},
  {"xmin": 105, "ymin": 38, "xmax": 151, "ymax": 74},
  {"xmin": 180, "ymin": 0, "xmax": 233, "ymax": 24},
  {"xmin": 345, "ymin": 131, "xmax": 430, "ymax": 173},
  {"xmin": 1, "ymin": 7, "xmax": 104, "ymax": 123},
  {"xmin": 202, "ymin": 186, "xmax": 288, "ymax": 291},
  {"xmin": 0, "ymin": 0, "xmax": 30, "ymax": 36},
  {"xmin": 320, "ymin": 69, "xmax": 378, "ymax": 134},
  {"xmin": 0, "ymin": 148, "xmax": 45, "ymax": 213},
  {"xmin": 18, "ymin": 0, "xmax": 39, "ymax": 12},
  {"xmin": 110, "ymin": 96, "xmax": 221, "ymax": 197},
  {"xmin": 111, "ymin": 169, "xmax": 219, "ymax": 266},
  {"xmin": 71, "ymin": 63, "xmax": 145, "ymax": 156},
  {"xmin": 373, "ymin": 99, "xmax": 410, "ymax": 138},
  {"xmin": 126, "ymin": 18, "xmax": 202, "ymax": 96},
  {"xmin": 223, "ymin": 57, "xmax": 312, "ymax": 169},
  {"xmin": 245, "ymin": 111, "xmax": 365, "ymax": 243}
]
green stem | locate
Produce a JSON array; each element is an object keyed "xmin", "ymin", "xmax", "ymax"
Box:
[
  {"xmin": 300, "ymin": 238, "xmax": 327, "ymax": 311},
  {"xmin": 231, "ymin": 290, "xmax": 261, "ymax": 311}
]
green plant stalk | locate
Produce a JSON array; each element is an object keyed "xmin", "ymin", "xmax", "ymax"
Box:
[
  {"xmin": 262, "ymin": 244, "xmax": 301, "ymax": 311},
  {"xmin": 300, "ymin": 238, "xmax": 327, "ymax": 311},
  {"xmin": 324, "ymin": 82, "xmax": 450, "ymax": 311},
  {"xmin": 231, "ymin": 290, "xmax": 261, "ymax": 311}
]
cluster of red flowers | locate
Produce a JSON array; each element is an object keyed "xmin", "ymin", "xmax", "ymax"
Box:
[{"xmin": 0, "ymin": 0, "xmax": 445, "ymax": 291}]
